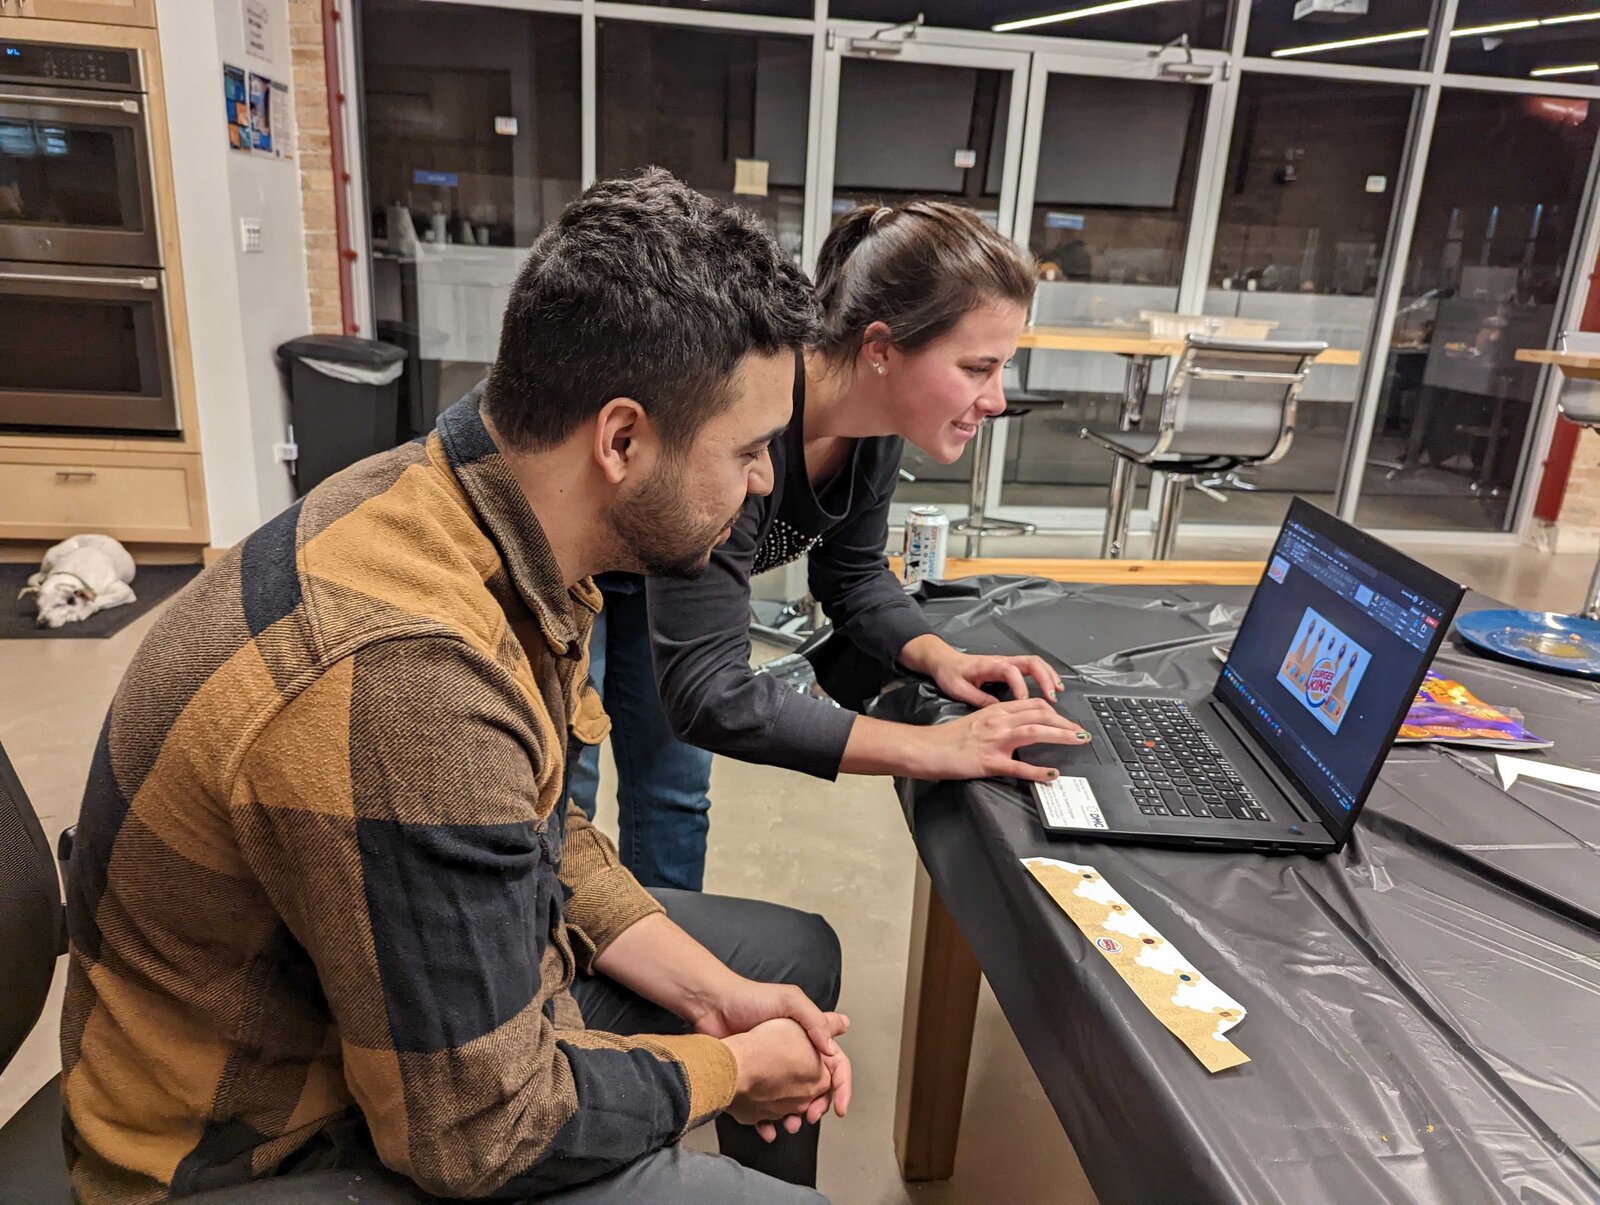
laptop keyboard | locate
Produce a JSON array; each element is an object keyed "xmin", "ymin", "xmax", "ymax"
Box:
[{"xmin": 1088, "ymin": 696, "xmax": 1269, "ymax": 822}]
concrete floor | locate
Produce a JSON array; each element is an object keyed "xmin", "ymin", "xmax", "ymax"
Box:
[{"xmin": 3, "ymin": 533, "xmax": 1597, "ymax": 1202}]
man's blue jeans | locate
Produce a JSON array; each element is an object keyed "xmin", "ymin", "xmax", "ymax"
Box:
[{"xmin": 570, "ymin": 574, "xmax": 715, "ymax": 891}]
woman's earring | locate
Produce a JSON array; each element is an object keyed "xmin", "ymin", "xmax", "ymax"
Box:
[{"xmin": 873, "ymin": 362, "xmax": 887, "ymax": 376}]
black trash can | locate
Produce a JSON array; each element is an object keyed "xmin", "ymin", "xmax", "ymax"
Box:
[{"xmin": 277, "ymin": 335, "xmax": 408, "ymax": 496}]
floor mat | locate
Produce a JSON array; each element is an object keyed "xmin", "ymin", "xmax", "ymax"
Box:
[{"xmin": 1, "ymin": 562, "xmax": 201, "ymax": 640}]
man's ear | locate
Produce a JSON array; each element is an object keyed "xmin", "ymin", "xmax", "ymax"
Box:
[{"xmin": 593, "ymin": 397, "xmax": 651, "ymax": 486}]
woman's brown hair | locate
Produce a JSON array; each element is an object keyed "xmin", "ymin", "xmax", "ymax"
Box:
[{"xmin": 811, "ymin": 201, "xmax": 1036, "ymax": 367}]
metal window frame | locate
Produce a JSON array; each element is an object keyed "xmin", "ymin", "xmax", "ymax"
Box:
[{"xmin": 339, "ymin": 0, "xmax": 1600, "ymax": 544}]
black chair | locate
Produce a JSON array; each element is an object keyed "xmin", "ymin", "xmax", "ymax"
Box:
[
  {"xmin": 1082, "ymin": 335, "xmax": 1326, "ymax": 559},
  {"xmin": 0, "ymin": 742, "xmax": 421, "ymax": 1203},
  {"xmin": 0, "ymin": 738, "xmax": 71, "ymax": 1203}
]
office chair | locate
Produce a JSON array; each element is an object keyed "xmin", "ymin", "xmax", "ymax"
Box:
[
  {"xmin": 1082, "ymin": 335, "xmax": 1326, "ymax": 559},
  {"xmin": 0, "ymin": 739, "xmax": 420, "ymax": 1203},
  {"xmin": 0, "ymin": 737, "xmax": 69, "ymax": 1202}
]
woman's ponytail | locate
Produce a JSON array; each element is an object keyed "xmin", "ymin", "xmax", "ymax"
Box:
[{"xmin": 812, "ymin": 201, "xmax": 1036, "ymax": 368}]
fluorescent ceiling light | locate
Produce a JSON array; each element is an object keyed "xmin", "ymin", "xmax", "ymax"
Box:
[
  {"xmin": 992, "ymin": 0, "xmax": 1180, "ymax": 33},
  {"xmin": 1451, "ymin": 19, "xmax": 1538, "ymax": 36},
  {"xmin": 1531, "ymin": 62, "xmax": 1600, "ymax": 77},
  {"xmin": 1274, "ymin": 9, "xmax": 1600, "ymax": 58},
  {"xmin": 1271, "ymin": 28, "xmax": 1426, "ymax": 58}
]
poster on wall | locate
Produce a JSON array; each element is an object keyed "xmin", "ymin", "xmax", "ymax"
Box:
[
  {"xmin": 270, "ymin": 79, "xmax": 293, "ymax": 159},
  {"xmin": 248, "ymin": 72, "xmax": 275, "ymax": 155},
  {"xmin": 246, "ymin": 73, "xmax": 293, "ymax": 160},
  {"xmin": 224, "ymin": 63, "xmax": 251, "ymax": 153}
]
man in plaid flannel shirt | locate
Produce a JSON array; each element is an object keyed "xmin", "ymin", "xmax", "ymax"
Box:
[{"xmin": 61, "ymin": 171, "xmax": 849, "ymax": 1203}]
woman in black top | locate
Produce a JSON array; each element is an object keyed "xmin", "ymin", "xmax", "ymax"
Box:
[{"xmin": 648, "ymin": 202, "xmax": 1089, "ymax": 848}]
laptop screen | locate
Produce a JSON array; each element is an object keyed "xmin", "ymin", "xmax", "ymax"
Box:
[{"xmin": 1215, "ymin": 499, "xmax": 1463, "ymax": 837}]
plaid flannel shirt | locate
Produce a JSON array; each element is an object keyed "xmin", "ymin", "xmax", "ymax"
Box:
[{"xmin": 61, "ymin": 397, "xmax": 737, "ymax": 1202}]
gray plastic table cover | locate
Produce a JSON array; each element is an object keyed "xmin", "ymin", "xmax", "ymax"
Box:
[{"xmin": 865, "ymin": 576, "xmax": 1600, "ymax": 1205}]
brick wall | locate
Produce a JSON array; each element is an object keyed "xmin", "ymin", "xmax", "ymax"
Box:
[
  {"xmin": 288, "ymin": 0, "xmax": 344, "ymax": 335},
  {"xmin": 1566, "ymin": 428, "xmax": 1600, "ymax": 530}
]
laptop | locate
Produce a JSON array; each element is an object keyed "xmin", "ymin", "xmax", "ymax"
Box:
[{"xmin": 1031, "ymin": 499, "xmax": 1464, "ymax": 854}]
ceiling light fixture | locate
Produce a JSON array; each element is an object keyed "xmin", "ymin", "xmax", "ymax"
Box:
[
  {"xmin": 1273, "ymin": 9, "xmax": 1600, "ymax": 58},
  {"xmin": 1451, "ymin": 19, "xmax": 1538, "ymax": 37},
  {"xmin": 992, "ymin": 0, "xmax": 1181, "ymax": 33},
  {"xmin": 1271, "ymin": 28, "xmax": 1426, "ymax": 57},
  {"xmin": 1531, "ymin": 62, "xmax": 1600, "ymax": 77}
]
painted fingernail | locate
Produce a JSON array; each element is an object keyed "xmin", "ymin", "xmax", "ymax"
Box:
[
  {"xmin": 1047, "ymin": 768, "xmax": 1060, "ymax": 779},
  {"xmin": 1056, "ymin": 680, "xmax": 1066, "ymax": 691},
  {"xmin": 1077, "ymin": 731, "xmax": 1092, "ymax": 741}
]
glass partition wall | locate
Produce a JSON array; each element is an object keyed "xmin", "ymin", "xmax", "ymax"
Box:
[
  {"xmin": 351, "ymin": 0, "xmax": 1600, "ymax": 547},
  {"xmin": 1192, "ymin": 75, "xmax": 1417, "ymax": 528}
]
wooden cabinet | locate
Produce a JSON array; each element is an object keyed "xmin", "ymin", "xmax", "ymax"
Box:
[
  {"xmin": 0, "ymin": 449, "xmax": 206, "ymax": 543},
  {"xmin": 8, "ymin": 0, "xmax": 155, "ymax": 27},
  {"xmin": 0, "ymin": 21, "xmax": 210, "ymax": 549}
]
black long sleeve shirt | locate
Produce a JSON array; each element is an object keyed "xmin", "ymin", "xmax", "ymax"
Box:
[{"xmin": 647, "ymin": 353, "xmax": 933, "ymax": 779}]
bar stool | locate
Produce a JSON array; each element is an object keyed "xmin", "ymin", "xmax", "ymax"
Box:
[
  {"xmin": 949, "ymin": 405, "xmax": 1040, "ymax": 556},
  {"xmin": 1554, "ymin": 331, "xmax": 1600, "ymax": 619},
  {"xmin": 1082, "ymin": 335, "xmax": 1326, "ymax": 559},
  {"xmin": 949, "ymin": 355, "xmax": 1054, "ymax": 556}
]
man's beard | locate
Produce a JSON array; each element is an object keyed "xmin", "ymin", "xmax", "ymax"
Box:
[{"xmin": 605, "ymin": 456, "xmax": 739, "ymax": 580}]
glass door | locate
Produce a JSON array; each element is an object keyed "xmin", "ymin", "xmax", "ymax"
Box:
[
  {"xmin": 812, "ymin": 37, "xmax": 1031, "ymax": 513},
  {"xmin": 1196, "ymin": 75, "xmax": 1419, "ymax": 530},
  {"xmin": 996, "ymin": 48, "xmax": 1223, "ymax": 534}
]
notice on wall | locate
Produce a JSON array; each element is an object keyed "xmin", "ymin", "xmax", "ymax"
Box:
[
  {"xmin": 734, "ymin": 158, "xmax": 769, "ymax": 198},
  {"xmin": 235, "ymin": 72, "xmax": 292, "ymax": 160},
  {"xmin": 224, "ymin": 63, "xmax": 251, "ymax": 153},
  {"xmin": 243, "ymin": 0, "xmax": 271, "ymax": 62}
]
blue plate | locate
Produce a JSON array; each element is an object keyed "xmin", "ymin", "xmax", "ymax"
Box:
[{"xmin": 1455, "ymin": 609, "xmax": 1600, "ymax": 679}]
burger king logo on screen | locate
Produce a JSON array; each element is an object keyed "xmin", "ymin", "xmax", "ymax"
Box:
[
  {"xmin": 1305, "ymin": 659, "xmax": 1337, "ymax": 706},
  {"xmin": 1275, "ymin": 607, "xmax": 1372, "ymax": 735}
]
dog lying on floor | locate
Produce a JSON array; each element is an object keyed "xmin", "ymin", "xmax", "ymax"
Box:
[{"xmin": 20, "ymin": 534, "xmax": 138, "ymax": 629}]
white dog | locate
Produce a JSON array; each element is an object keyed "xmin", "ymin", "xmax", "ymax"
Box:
[{"xmin": 20, "ymin": 534, "xmax": 137, "ymax": 629}]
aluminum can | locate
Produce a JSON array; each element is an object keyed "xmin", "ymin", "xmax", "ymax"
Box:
[{"xmin": 902, "ymin": 506, "xmax": 949, "ymax": 587}]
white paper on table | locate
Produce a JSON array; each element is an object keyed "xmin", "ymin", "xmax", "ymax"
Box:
[{"xmin": 1495, "ymin": 754, "xmax": 1600, "ymax": 795}]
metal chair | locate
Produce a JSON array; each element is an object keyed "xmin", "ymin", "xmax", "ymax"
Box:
[{"xmin": 1082, "ymin": 335, "xmax": 1326, "ymax": 559}]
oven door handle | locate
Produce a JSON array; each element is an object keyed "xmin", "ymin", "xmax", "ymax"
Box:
[
  {"xmin": 0, "ymin": 93, "xmax": 140, "ymax": 115},
  {"xmin": 4, "ymin": 271, "xmax": 159, "ymax": 291}
]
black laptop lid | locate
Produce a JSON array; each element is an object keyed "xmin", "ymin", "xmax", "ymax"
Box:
[{"xmin": 1215, "ymin": 499, "xmax": 1464, "ymax": 842}]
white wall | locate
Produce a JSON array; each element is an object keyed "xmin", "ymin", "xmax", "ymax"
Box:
[{"xmin": 157, "ymin": 0, "xmax": 310, "ymax": 547}]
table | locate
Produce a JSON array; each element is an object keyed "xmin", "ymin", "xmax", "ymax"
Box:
[
  {"xmin": 871, "ymin": 572, "xmax": 1600, "ymax": 1202},
  {"xmin": 1012, "ymin": 328, "xmax": 1362, "ymax": 558},
  {"xmin": 887, "ymin": 556, "xmax": 1266, "ymax": 586},
  {"xmin": 1515, "ymin": 347, "xmax": 1600, "ymax": 618},
  {"xmin": 1515, "ymin": 346, "xmax": 1600, "ymax": 380}
]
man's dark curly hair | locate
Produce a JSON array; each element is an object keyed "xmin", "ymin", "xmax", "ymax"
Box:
[{"xmin": 484, "ymin": 168, "xmax": 819, "ymax": 452}]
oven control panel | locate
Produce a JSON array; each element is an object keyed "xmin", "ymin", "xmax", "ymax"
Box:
[{"xmin": 0, "ymin": 42, "xmax": 140, "ymax": 92}]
